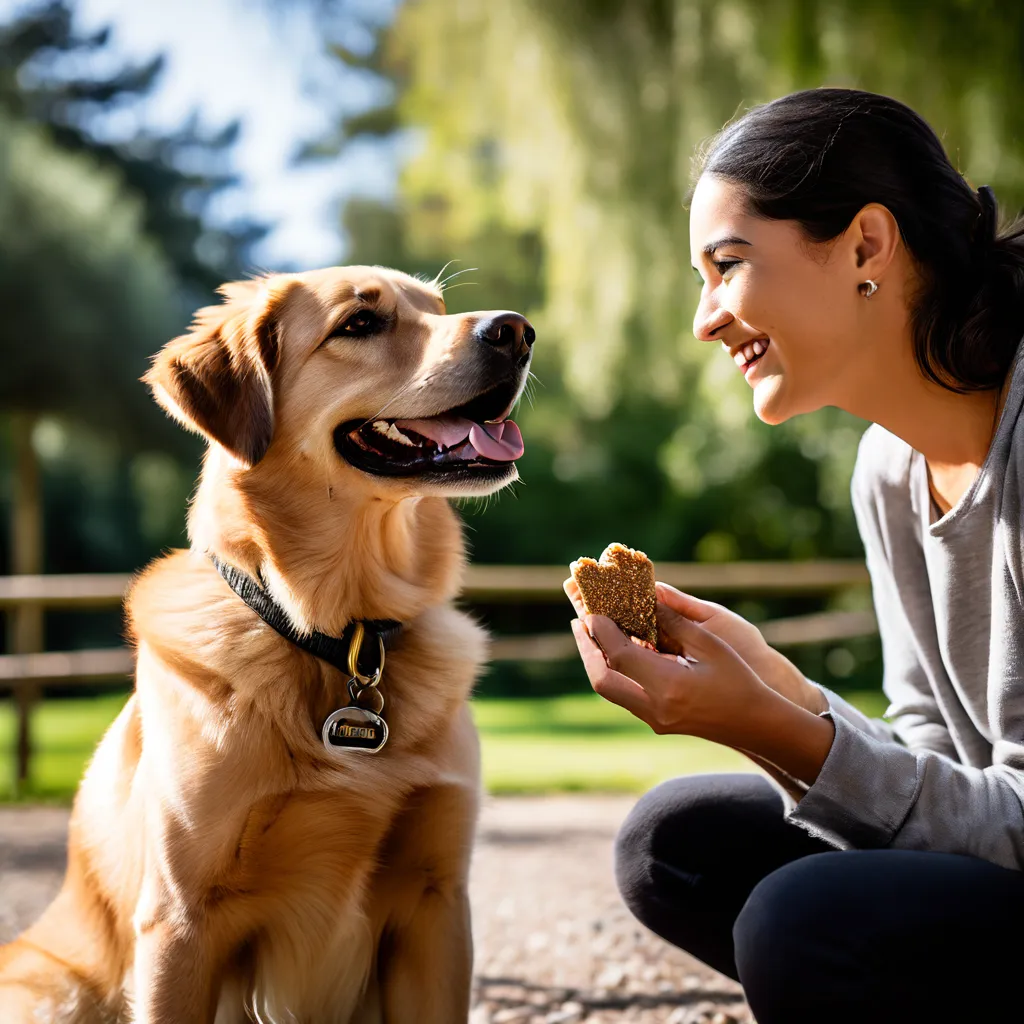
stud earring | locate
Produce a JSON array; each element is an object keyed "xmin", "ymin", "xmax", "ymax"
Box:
[{"xmin": 860, "ymin": 279, "xmax": 879, "ymax": 298}]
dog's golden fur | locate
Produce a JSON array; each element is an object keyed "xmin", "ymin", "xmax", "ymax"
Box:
[{"xmin": 0, "ymin": 266, "xmax": 532, "ymax": 1023}]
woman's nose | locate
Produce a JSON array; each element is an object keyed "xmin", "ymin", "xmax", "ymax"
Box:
[{"xmin": 693, "ymin": 298, "xmax": 733, "ymax": 342}]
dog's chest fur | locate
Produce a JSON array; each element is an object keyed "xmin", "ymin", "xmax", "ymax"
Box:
[{"xmin": 76, "ymin": 560, "xmax": 488, "ymax": 1022}]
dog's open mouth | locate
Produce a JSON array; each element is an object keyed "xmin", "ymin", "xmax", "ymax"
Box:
[{"xmin": 334, "ymin": 377, "xmax": 525, "ymax": 481}]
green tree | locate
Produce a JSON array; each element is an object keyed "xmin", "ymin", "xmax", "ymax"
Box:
[
  {"xmin": 0, "ymin": 0, "xmax": 263, "ymax": 655},
  {"xmin": 312, "ymin": 0, "xmax": 1024, "ymax": 694},
  {"xmin": 322, "ymin": 0, "xmax": 1024, "ymax": 564},
  {"xmin": 0, "ymin": 0, "xmax": 265, "ymax": 293},
  {"xmin": 0, "ymin": 114, "xmax": 181, "ymax": 437},
  {"xmin": 0, "ymin": 107, "xmax": 186, "ymax": 662}
]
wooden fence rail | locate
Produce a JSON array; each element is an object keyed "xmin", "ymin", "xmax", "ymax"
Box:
[
  {"xmin": 0, "ymin": 561, "xmax": 870, "ymax": 609},
  {"xmin": 1, "ymin": 562, "xmax": 875, "ymax": 791}
]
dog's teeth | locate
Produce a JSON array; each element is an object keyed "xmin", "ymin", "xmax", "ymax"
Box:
[
  {"xmin": 384, "ymin": 423, "xmax": 416, "ymax": 446},
  {"xmin": 371, "ymin": 420, "xmax": 415, "ymax": 446}
]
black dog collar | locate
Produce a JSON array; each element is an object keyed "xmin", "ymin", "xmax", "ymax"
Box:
[{"xmin": 209, "ymin": 554, "xmax": 402, "ymax": 678}]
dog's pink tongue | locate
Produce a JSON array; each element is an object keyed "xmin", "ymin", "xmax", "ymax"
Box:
[
  {"xmin": 468, "ymin": 420, "xmax": 524, "ymax": 461},
  {"xmin": 393, "ymin": 416, "xmax": 524, "ymax": 461},
  {"xmin": 394, "ymin": 416, "xmax": 471, "ymax": 450}
]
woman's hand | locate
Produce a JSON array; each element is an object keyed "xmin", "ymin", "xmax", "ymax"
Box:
[
  {"xmin": 563, "ymin": 590, "xmax": 836, "ymax": 786},
  {"xmin": 568, "ymin": 609, "xmax": 769, "ymax": 744},
  {"xmin": 563, "ymin": 575, "xmax": 820, "ymax": 711},
  {"xmin": 654, "ymin": 583, "xmax": 828, "ymax": 715}
]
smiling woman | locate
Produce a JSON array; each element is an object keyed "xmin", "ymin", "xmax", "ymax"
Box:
[
  {"xmin": 567, "ymin": 88, "xmax": 1024, "ymax": 1024},
  {"xmin": 687, "ymin": 91, "xmax": 1024, "ymax": 442}
]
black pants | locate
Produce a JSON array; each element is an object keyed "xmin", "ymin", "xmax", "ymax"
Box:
[{"xmin": 614, "ymin": 773, "xmax": 1024, "ymax": 1024}]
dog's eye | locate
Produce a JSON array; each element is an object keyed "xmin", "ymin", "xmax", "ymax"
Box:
[{"xmin": 331, "ymin": 310, "xmax": 385, "ymax": 339}]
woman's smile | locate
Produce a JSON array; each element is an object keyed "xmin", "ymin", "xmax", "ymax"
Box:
[
  {"xmin": 730, "ymin": 337, "xmax": 771, "ymax": 379},
  {"xmin": 689, "ymin": 172, "xmax": 881, "ymax": 424}
]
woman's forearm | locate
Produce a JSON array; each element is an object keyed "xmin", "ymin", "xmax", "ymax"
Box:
[{"xmin": 707, "ymin": 686, "xmax": 836, "ymax": 788}]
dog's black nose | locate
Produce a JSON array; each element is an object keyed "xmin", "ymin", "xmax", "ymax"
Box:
[{"xmin": 474, "ymin": 312, "xmax": 536, "ymax": 352}]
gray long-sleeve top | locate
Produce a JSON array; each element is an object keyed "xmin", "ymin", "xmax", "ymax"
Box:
[{"xmin": 778, "ymin": 363, "xmax": 1024, "ymax": 871}]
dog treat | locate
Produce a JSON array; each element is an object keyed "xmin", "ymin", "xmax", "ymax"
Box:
[{"xmin": 570, "ymin": 543, "xmax": 658, "ymax": 648}]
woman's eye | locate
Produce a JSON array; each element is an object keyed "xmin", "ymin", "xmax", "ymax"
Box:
[{"xmin": 714, "ymin": 259, "xmax": 740, "ymax": 276}]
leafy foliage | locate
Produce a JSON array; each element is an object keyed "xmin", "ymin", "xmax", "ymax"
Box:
[
  {"xmin": 0, "ymin": 1, "xmax": 262, "ymax": 587},
  {"xmin": 326, "ymin": 0, "xmax": 1024, "ymax": 567},
  {"xmin": 0, "ymin": 1, "xmax": 265, "ymax": 293},
  {"xmin": 317, "ymin": 0, "xmax": 1024, "ymax": 693},
  {"xmin": 0, "ymin": 112, "xmax": 180, "ymax": 432}
]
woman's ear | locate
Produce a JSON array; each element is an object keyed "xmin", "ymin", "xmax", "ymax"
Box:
[
  {"xmin": 851, "ymin": 203, "xmax": 900, "ymax": 278},
  {"xmin": 144, "ymin": 278, "xmax": 296, "ymax": 467}
]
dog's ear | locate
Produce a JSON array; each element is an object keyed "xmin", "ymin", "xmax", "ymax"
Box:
[{"xmin": 144, "ymin": 279, "xmax": 294, "ymax": 467}]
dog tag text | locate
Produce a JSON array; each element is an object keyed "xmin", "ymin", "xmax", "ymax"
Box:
[{"xmin": 322, "ymin": 706, "xmax": 388, "ymax": 753}]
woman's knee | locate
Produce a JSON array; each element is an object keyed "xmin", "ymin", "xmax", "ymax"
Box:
[
  {"xmin": 613, "ymin": 777, "xmax": 674, "ymax": 915},
  {"xmin": 614, "ymin": 773, "xmax": 775, "ymax": 915}
]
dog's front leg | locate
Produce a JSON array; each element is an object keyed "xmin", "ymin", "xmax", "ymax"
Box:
[
  {"xmin": 132, "ymin": 920, "xmax": 221, "ymax": 1024},
  {"xmin": 380, "ymin": 881, "xmax": 474, "ymax": 1024},
  {"xmin": 375, "ymin": 771, "xmax": 479, "ymax": 1024},
  {"xmin": 130, "ymin": 865, "xmax": 237, "ymax": 1024}
]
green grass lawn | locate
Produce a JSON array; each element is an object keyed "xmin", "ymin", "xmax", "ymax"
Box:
[{"xmin": 0, "ymin": 689, "xmax": 890, "ymax": 803}]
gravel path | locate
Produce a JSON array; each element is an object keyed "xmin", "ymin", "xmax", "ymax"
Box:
[{"xmin": 0, "ymin": 796, "xmax": 750, "ymax": 1024}]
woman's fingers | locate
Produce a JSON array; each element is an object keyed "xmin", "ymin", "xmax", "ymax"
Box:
[
  {"xmin": 652, "ymin": 609, "xmax": 727, "ymax": 661},
  {"xmin": 655, "ymin": 582, "xmax": 721, "ymax": 622},
  {"xmin": 655, "ymin": 589, "xmax": 717, "ymax": 654},
  {"xmin": 655, "ymin": 602, "xmax": 690, "ymax": 656},
  {"xmin": 568, "ymin": 578, "xmax": 721, "ymax": 652},
  {"xmin": 570, "ymin": 618, "xmax": 653, "ymax": 719},
  {"xmin": 584, "ymin": 614, "xmax": 696, "ymax": 693},
  {"xmin": 569, "ymin": 575, "xmax": 730, "ymax": 666},
  {"xmin": 563, "ymin": 576, "xmax": 586, "ymax": 618}
]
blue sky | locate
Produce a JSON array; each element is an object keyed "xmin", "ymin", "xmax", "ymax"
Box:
[{"xmin": 9, "ymin": 0, "xmax": 399, "ymax": 268}]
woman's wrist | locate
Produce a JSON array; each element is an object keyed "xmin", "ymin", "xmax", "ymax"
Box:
[
  {"xmin": 762, "ymin": 648, "xmax": 829, "ymax": 714},
  {"xmin": 704, "ymin": 683, "xmax": 836, "ymax": 787}
]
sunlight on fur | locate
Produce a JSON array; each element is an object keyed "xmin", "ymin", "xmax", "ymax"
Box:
[{"xmin": 0, "ymin": 265, "xmax": 535, "ymax": 1023}]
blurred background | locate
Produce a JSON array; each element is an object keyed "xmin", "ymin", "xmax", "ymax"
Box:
[{"xmin": 1, "ymin": 0, "xmax": 1022, "ymax": 800}]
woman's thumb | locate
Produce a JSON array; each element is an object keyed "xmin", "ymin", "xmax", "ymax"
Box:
[
  {"xmin": 656, "ymin": 602, "xmax": 720, "ymax": 658},
  {"xmin": 655, "ymin": 582, "xmax": 719, "ymax": 622}
]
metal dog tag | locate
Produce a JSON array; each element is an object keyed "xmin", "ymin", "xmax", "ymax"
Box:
[{"xmin": 322, "ymin": 706, "xmax": 389, "ymax": 754}]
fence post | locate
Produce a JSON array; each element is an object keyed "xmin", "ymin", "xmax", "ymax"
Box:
[{"xmin": 7, "ymin": 412, "xmax": 44, "ymax": 794}]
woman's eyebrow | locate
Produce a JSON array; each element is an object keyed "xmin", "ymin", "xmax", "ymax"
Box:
[{"xmin": 702, "ymin": 236, "xmax": 752, "ymax": 256}]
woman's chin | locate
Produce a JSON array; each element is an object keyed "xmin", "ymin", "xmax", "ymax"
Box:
[{"xmin": 751, "ymin": 377, "xmax": 796, "ymax": 425}]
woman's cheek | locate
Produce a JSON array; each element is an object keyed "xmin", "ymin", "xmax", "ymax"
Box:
[
  {"xmin": 734, "ymin": 270, "xmax": 778, "ymax": 321},
  {"xmin": 731, "ymin": 282, "xmax": 767, "ymax": 334}
]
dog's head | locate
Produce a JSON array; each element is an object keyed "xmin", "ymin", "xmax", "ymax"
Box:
[{"xmin": 144, "ymin": 266, "xmax": 535, "ymax": 499}]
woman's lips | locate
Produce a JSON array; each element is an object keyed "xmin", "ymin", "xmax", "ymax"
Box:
[{"xmin": 734, "ymin": 338, "xmax": 770, "ymax": 377}]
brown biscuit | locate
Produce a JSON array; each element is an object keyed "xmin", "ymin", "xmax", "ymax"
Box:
[{"xmin": 570, "ymin": 543, "xmax": 658, "ymax": 648}]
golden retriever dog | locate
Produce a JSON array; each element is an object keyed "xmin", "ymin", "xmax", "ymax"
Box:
[{"xmin": 0, "ymin": 266, "xmax": 535, "ymax": 1023}]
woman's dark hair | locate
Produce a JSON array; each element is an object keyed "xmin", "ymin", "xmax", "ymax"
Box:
[{"xmin": 697, "ymin": 88, "xmax": 1024, "ymax": 393}]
